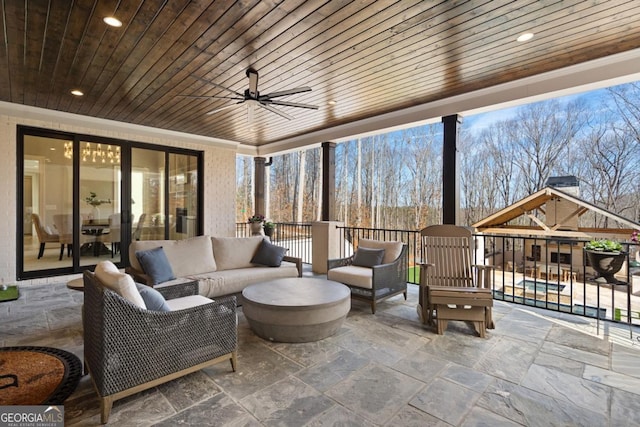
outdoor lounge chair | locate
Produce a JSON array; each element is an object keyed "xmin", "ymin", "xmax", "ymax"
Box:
[
  {"xmin": 327, "ymin": 238, "xmax": 408, "ymax": 314},
  {"xmin": 418, "ymin": 225, "xmax": 494, "ymax": 337},
  {"xmin": 83, "ymin": 268, "xmax": 237, "ymax": 423}
]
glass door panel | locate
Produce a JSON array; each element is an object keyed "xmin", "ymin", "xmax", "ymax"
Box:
[
  {"xmin": 23, "ymin": 135, "xmax": 73, "ymax": 271},
  {"xmin": 79, "ymin": 141, "xmax": 122, "ymax": 267},
  {"xmin": 169, "ymin": 153, "xmax": 199, "ymax": 240},
  {"xmin": 132, "ymin": 148, "xmax": 165, "ymax": 241}
]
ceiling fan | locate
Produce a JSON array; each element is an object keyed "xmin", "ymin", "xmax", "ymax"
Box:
[{"xmin": 186, "ymin": 68, "xmax": 319, "ymax": 122}]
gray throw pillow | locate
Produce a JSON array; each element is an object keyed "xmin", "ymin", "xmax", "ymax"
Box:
[
  {"xmin": 135, "ymin": 283, "xmax": 171, "ymax": 312},
  {"xmin": 135, "ymin": 246, "xmax": 176, "ymax": 286},
  {"xmin": 251, "ymin": 239, "xmax": 288, "ymax": 267},
  {"xmin": 352, "ymin": 247, "xmax": 385, "ymax": 267}
]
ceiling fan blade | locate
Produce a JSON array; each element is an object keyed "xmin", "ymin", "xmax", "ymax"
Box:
[
  {"xmin": 205, "ymin": 101, "xmax": 244, "ymax": 115},
  {"xmin": 178, "ymin": 95, "xmax": 244, "ymax": 100},
  {"xmin": 193, "ymin": 76, "xmax": 244, "ymax": 97},
  {"xmin": 262, "ymin": 99, "xmax": 319, "ymax": 110},
  {"xmin": 247, "ymin": 102, "xmax": 255, "ymax": 125},
  {"xmin": 247, "ymin": 68, "xmax": 259, "ymax": 97},
  {"xmin": 261, "ymin": 87, "xmax": 312, "ymax": 98},
  {"xmin": 258, "ymin": 103, "xmax": 294, "ymax": 120}
]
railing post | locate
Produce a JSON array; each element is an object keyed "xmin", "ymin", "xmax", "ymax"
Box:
[{"xmin": 312, "ymin": 221, "xmax": 343, "ymax": 273}]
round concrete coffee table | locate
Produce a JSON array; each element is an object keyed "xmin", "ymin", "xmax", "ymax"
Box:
[{"xmin": 242, "ymin": 277, "xmax": 350, "ymax": 343}]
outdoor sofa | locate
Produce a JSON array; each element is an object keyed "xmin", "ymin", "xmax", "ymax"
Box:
[{"xmin": 126, "ymin": 235, "xmax": 302, "ymax": 301}]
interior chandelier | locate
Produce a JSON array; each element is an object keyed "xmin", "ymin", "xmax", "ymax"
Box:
[{"xmin": 64, "ymin": 142, "xmax": 120, "ymax": 164}]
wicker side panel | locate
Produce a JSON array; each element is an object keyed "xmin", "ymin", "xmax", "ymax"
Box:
[
  {"xmin": 155, "ymin": 280, "xmax": 199, "ymax": 299},
  {"xmin": 372, "ymin": 244, "xmax": 408, "ymax": 297}
]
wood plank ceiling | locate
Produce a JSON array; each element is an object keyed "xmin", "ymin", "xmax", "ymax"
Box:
[{"xmin": 1, "ymin": 0, "xmax": 640, "ymax": 147}]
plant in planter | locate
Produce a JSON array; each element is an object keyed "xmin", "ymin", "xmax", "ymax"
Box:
[
  {"xmin": 584, "ymin": 239, "xmax": 626, "ymax": 284},
  {"xmin": 263, "ymin": 221, "xmax": 275, "ymax": 237}
]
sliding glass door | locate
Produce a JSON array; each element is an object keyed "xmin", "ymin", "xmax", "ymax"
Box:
[
  {"xmin": 79, "ymin": 141, "xmax": 122, "ymax": 267},
  {"xmin": 22, "ymin": 135, "xmax": 74, "ymax": 272},
  {"xmin": 131, "ymin": 148, "xmax": 165, "ymax": 241},
  {"xmin": 18, "ymin": 127, "xmax": 203, "ymax": 279}
]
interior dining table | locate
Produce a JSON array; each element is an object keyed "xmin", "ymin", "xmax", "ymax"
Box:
[{"xmin": 81, "ymin": 219, "xmax": 111, "ymax": 257}]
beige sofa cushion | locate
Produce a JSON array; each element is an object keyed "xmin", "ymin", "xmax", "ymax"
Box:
[
  {"xmin": 211, "ymin": 236, "xmax": 263, "ymax": 271},
  {"xmin": 188, "ymin": 260, "xmax": 299, "ymax": 298},
  {"xmin": 358, "ymin": 238, "xmax": 403, "ymax": 264},
  {"xmin": 129, "ymin": 235, "xmax": 217, "ymax": 276},
  {"xmin": 327, "ymin": 265, "xmax": 373, "ymax": 289},
  {"xmin": 94, "ymin": 261, "xmax": 146, "ymax": 309}
]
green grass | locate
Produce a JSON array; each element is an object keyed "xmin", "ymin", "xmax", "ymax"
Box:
[
  {"xmin": 408, "ymin": 266, "xmax": 419, "ymax": 284},
  {"xmin": 0, "ymin": 285, "xmax": 19, "ymax": 302}
]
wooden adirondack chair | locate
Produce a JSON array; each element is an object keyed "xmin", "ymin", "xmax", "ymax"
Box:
[{"xmin": 418, "ymin": 225, "xmax": 494, "ymax": 338}]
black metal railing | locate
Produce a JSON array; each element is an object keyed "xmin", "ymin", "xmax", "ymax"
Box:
[
  {"xmin": 236, "ymin": 222, "xmax": 312, "ymax": 263},
  {"xmin": 476, "ymin": 234, "xmax": 639, "ymax": 326},
  {"xmin": 236, "ymin": 222, "xmax": 638, "ymax": 327}
]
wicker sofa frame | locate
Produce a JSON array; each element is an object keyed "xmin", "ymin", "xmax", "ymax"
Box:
[
  {"xmin": 83, "ymin": 271, "xmax": 237, "ymax": 424},
  {"xmin": 327, "ymin": 244, "xmax": 408, "ymax": 313}
]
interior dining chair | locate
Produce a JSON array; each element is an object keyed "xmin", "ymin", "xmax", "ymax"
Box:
[
  {"xmin": 132, "ymin": 213, "xmax": 147, "ymax": 241},
  {"xmin": 418, "ymin": 224, "xmax": 494, "ymax": 338},
  {"xmin": 31, "ymin": 213, "xmax": 59, "ymax": 259},
  {"xmin": 53, "ymin": 214, "xmax": 96, "ymax": 260},
  {"xmin": 99, "ymin": 213, "xmax": 122, "ymax": 257}
]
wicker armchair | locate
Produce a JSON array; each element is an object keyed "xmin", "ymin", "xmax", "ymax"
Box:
[
  {"xmin": 327, "ymin": 240, "xmax": 408, "ymax": 314},
  {"xmin": 83, "ymin": 271, "xmax": 237, "ymax": 424}
]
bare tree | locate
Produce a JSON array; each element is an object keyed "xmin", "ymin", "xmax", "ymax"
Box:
[{"xmin": 510, "ymin": 99, "xmax": 586, "ymax": 193}]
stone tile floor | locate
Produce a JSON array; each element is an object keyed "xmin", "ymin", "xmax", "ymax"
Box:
[{"xmin": 1, "ymin": 278, "xmax": 640, "ymax": 426}]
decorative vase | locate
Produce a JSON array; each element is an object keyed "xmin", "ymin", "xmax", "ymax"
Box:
[
  {"xmin": 585, "ymin": 250, "xmax": 626, "ymax": 284},
  {"xmin": 92, "ymin": 205, "xmax": 101, "ymax": 220},
  {"xmin": 250, "ymin": 222, "xmax": 263, "ymax": 236}
]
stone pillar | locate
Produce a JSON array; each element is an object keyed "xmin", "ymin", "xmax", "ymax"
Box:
[
  {"xmin": 321, "ymin": 142, "xmax": 336, "ymax": 221},
  {"xmin": 312, "ymin": 221, "xmax": 344, "ymax": 274},
  {"xmin": 254, "ymin": 157, "xmax": 266, "ymax": 217},
  {"xmin": 442, "ymin": 114, "xmax": 462, "ymax": 225}
]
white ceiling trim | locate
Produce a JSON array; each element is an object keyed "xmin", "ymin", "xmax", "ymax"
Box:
[{"xmin": 0, "ymin": 101, "xmax": 239, "ymax": 150}]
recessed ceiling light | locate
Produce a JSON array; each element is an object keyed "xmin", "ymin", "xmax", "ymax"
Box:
[
  {"xmin": 71, "ymin": 89, "xmax": 84, "ymax": 96},
  {"xmin": 103, "ymin": 16, "xmax": 122, "ymax": 27},
  {"xmin": 517, "ymin": 32, "xmax": 534, "ymax": 42},
  {"xmin": 327, "ymin": 100, "xmax": 337, "ymax": 106}
]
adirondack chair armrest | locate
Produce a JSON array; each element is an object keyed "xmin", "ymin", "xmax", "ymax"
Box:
[
  {"xmin": 417, "ymin": 262, "xmax": 435, "ymax": 286},
  {"xmin": 473, "ymin": 264, "xmax": 494, "ymax": 289}
]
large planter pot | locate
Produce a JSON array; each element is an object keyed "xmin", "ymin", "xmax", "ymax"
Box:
[
  {"xmin": 585, "ymin": 250, "xmax": 626, "ymax": 284},
  {"xmin": 264, "ymin": 227, "xmax": 275, "ymax": 238},
  {"xmin": 250, "ymin": 222, "xmax": 263, "ymax": 236}
]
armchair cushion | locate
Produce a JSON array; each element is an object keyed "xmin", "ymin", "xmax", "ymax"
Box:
[
  {"xmin": 135, "ymin": 283, "xmax": 171, "ymax": 312},
  {"xmin": 251, "ymin": 239, "xmax": 288, "ymax": 267},
  {"xmin": 165, "ymin": 295, "xmax": 215, "ymax": 311},
  {"xmin": 358, "ymin": 239, "xmax": 403, "ymax": 264},
  {"xmin": 327, "ymin": 265, "xmax": 373, "ymax": 289},
  {"xmin": 94, "ymin": 261, "xmax": 146, "ymax": 309},
  {"xmin": 352, "ymin": 247, "xmax": 385, "ymax": 267},
  {"xmin": 135, "ymin": 246, "xmax": 176, "ymax": 286}
]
